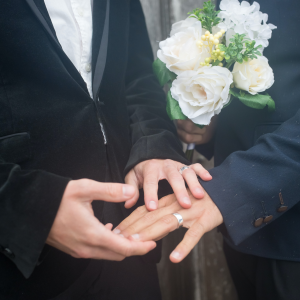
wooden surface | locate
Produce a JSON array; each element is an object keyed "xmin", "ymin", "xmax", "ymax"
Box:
[{"xmin": 139, "ymin": 1, "xmax": 239, "ymax": 299}]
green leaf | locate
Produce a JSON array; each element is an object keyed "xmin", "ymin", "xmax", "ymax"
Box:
[
  {"xmin": 229, "ymin": 88, "xmax": 275, "ymax": 112},
  {"xmin": 152, "ymin": 58, "xmax": 177, "ymax": 87},
  {"xmin": 166, "ymin": 91, "xmax": 187, "ymax": 120}
]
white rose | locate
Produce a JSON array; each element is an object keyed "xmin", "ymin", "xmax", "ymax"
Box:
[
  {"xmin": 170, "ymin": 66, "xmax": 233, "ymax": 125},
  {"xmin": 232, "ymin": 56, "xmax": 274, "ymax": 95},
  {"xmin": 157, "ymin": 17, "xmax": 210, "ymax": 75}
]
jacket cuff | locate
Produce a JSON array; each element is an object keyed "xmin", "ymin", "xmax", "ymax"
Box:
[
  {"xmin": 124, "ymin": 132, "xmax": 190, "ymax": 175},
  {"xmin": 4, "ymin": 171, "xmax": 70, "ymax": 278}
]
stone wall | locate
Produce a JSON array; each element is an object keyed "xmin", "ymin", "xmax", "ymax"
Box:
[{"xmin": 139, "ymin": 1, "xmax": 239, "ymax": 299}]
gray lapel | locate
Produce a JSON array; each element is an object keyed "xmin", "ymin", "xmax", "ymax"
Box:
[{"xmin": 92, "ymin": 0, "xmax": 110, "ymax": 100}]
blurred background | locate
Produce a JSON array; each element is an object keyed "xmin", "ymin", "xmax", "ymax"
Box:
[{"xmin": 139, "ymin": 1, "xmax": 238, "ymax": 299}]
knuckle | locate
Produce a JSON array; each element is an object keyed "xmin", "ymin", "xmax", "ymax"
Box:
[
  {"xmin": 126, "ymin": 224, "xmax": 138, "ymax": 235},
  {"xmin": 187, "ymin": 223, "xmax": 204, "ymax": 239},
  {"xmin": 146, "ymin": 159, "xmax": 158, "ymax": 169},
  {"xmin": 144, "ymin": 179, "xmax": 157, "ymax": 186},
  {"xmin": 75, "ymin": 179, "xmax": 92, "ymax": 196},
  {"xmin": 179, "ymin": 241, "xmax": 190, "ymax": 252},
  {"xmin": 200, "ymin": 127, "xmax": 207, "ymax": 134},
  {"xmin": 169, "ymin": 172, "xmax": 184, "ymax": 182},
  {"xmin": 106, "ymin": 184, "xmax": 119, "ymax": 198},
  {"xmin": 144, "ymin": 212, "xmax": 157, "ymax": 223},
  {"xmin": 123, "ymin": 244, "xmax": 132, "ymax": 257},
  {"xmin": 163, "ymin": 159, "xmax": 174, "ymax": 170},
  {"xmin": 161, "ymin": 215, "xmax": 176, "ymax": 226},
  {"xmin": 185, "ymin": 134, "xmax": 194, "ymax": 144},
  {"xmin": 184, "ymin": 168, "xmax": 195, "ymax": 176},
  {"xmin": 136, "ymin": 205, "xmax": 147, "ymax": 215},
  {"xmin": 186, "ymin": 123, "xmax": 195, "ymax": 132},
  {"xmin": 164, "ymin": 159, "xmax": 173, "ymax": 165},
  {"xmin": 192, "ymin": 163, "xmax": 204, "ymax": 172}
]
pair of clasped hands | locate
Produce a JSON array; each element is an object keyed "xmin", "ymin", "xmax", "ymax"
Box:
[{"xmin": 47, "ymin": 120, "xmax": 222, "ymax": 263}]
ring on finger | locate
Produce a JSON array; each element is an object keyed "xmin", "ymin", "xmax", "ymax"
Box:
[
  {"xmin": 172, "ymin": 213, "xmax": 184, "ymax": 229},
  {"xmin": 179, "ymin": 166, "xmax": 190, "ymax": 175}
]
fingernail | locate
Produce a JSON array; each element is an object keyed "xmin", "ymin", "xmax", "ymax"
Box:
[
  {"xmin": 183, "ymin": 197, "xmax": 191, "ymax": 205},
  {"xmin": 123, "ymin": 185, "xmax": 135, "ymax": 197},
  {"xmin": 150, "ymin": 243, "xmax": 157, "ymax": 250},
  {"xmin": 206, "ymin": 172, "xmax": 212, "ymax": 178},
  {"xmin": 171, "ymin": 251, "xmax": 181, "ymax": 259},
  {"xmin": 195, "ymin": 188, "xmax": 203, "ymax": 195},
  {"xmin": 113, "ymin": 228, "xmax": 121, "ymax": 235},
  {"xmin": 149, "ymin": 201, "xmax": 157, "ymax": 210},
  {"xmin": 119, "ymin": 234, "xmax": 125, "ymax": 238},
  {"xmin": 195, "ymin": 188, "xmax": 204, "ymax": 197},
  {"xmin": 131, "ymin": 234, "xmax": 140, "ymax": 240}
]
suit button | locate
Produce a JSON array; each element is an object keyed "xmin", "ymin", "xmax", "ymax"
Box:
[
  {"xmin": 277, "ymin": 206, "xmax": 288, "ymax": 212},
  {"xmin": 263, "ymin": 215, "xmax": 273, "ymax": 223},
  {"xmin": 3, "ymin": 248, "xmax": 15, "ymax": 259},
  {"xmin": 254, "ymin": 218, "xmax": 264, "ymax": 228}
]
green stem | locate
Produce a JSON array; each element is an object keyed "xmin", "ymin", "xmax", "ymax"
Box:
[
  {"xmin": 185, "ymin": 149, "xmax": 194, "ymax": 162},
  {"xmin": 226, "ymin": 61, "xmax": 234, "ymax": 69}
]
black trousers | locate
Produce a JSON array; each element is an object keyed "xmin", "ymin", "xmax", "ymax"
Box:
[
  {"xmin": 224, "ymin": 241, "xmax": 300, "ymax": 300},
  {"xmin": 51, "ymin": 256, "xmax": 161, "ymax": 300}
]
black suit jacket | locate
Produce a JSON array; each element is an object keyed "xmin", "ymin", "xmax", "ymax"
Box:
[
  {"xmin": 198, "ymin": 0, "xmax": 300, "ymax": 261},
  {"xmin": 0, "ymin": 0, "xmax": 189, "ymax": 298}
]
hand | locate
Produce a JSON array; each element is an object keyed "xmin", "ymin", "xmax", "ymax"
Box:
[
  {"xmin": 115, "ymin": 191, "xmax": 223, "ymax": 263},
  {"xmin": 125, "ymin": 160, "xmax": 212, "ymax": 211},
  {"xmin": 176, "ymin": 116, "xmax": 218, "ymax": 145},
  {"xmin": 46, "ymin": 179, "xmax": 156, "ymax": 261}
]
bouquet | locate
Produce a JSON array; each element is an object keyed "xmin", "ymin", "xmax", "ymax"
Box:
[{"xmin": 153, "ymin": 0, "xmax": 277, "ymax": 160}]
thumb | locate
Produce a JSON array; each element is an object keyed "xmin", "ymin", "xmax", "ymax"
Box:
[
  {"xmin": 124, "ymin": 170, "xmax": 140, "ymax": 209},
  {"xmin": 75, "ymin": 179, "xmax": 138, "ymax": 203}
]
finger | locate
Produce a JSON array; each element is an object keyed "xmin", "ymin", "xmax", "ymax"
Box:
[
  {"xmin": 105, "ymin": 223, "xmax": 113, "ymax": 230},
  {"xmin": 124, "ymin": 170, "xmax": 140, "ymax": 209},
  {"xmin": 129, "ymin": 214, "xmax": 179, "ymax": 242},
  {"xmin": 115, "ymin": 194, "xmax": 178, "ymax": 234},
  {"xmin": 177, "ymin": 129, "xmax": 203, "ymax": 144},
  {"xmin": 75, "ymin": 179, "xmax": 138, "ymax": 203},
  {"xmin": 115, "ymin": 205, "xmax": 148, "ymax": 233},
  {"xmin": 89, "ymin": 247, "xmax": 126, "ymax": 261},
  {"xmin": 143, "ymin": 162, "xmax": 160, "ymax": 211},
  {"xmin": 164, "ymin": 162, "xmax": 191, "ymax": 208},
  {"xmin": 178, "ymin": 120, "xmax": 207, "ymax": 135},
  {"xmin": 170, "ymin": 220, "xmax": 205, "ymax": 263},
  {"xmin": 180, "ymin": 167, "xmax": 204, "ymax": 199},
  {"xmin": 121, "ymin": 202, "xmax": 180, "ymax": 238},
  {"xmin": 100, "ymin": 229, "xmax": 157, "ymax": 257},
  {"xmin": 190, "ymin": 163, "xmax": 212, "ymax": 181}
]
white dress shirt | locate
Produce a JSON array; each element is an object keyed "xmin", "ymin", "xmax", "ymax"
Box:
[{"xmin": 44, "ymin": 0, "xmax": 94, "ymax": 97}]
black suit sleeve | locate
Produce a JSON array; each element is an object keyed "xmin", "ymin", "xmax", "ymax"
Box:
[
  {"xmin": 124, "ymin": 0, "xmax": 189, "ymax": 174},
  {"xmin": 0, "ymin": 155, "xmax": 70, "ymax": 278},
  {"xmin": 200, "ymin": 108, "xmax": 300, "ymax": 245}
]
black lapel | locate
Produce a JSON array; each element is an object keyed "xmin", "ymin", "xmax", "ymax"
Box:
[
  {"xmin": 25, "ymin": 0, "xmax": 62, "ymax": 50},
  {"xmin": 25, "ymin": 0, "xmax": 90, "ymax": 96},
  {"xmin": 32, "ymin": 0, "xmax": 58, "ymax": 41},
  {"xmin": 92, "ymin": 0, "xmax": 110, "ymax": 100}
]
